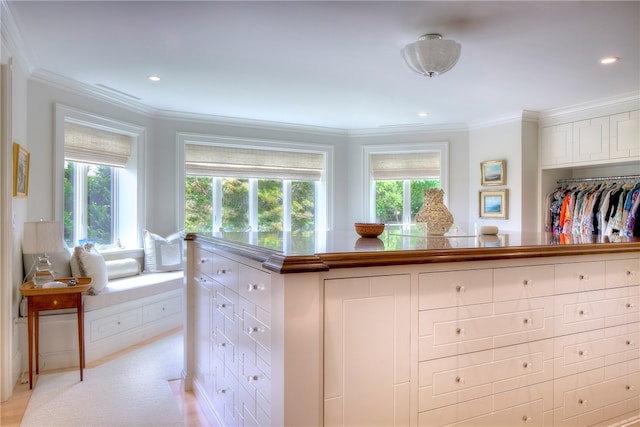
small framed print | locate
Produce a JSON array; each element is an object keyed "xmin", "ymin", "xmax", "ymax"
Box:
[
  {"xmin": 479, "ymin": 189, "xmax": 508, "ymax": 219},
  {"xmin": 480, "ymin": 160, "xmax": 506, "ymax": 186},
  {"xmin": 13, "ymin": 142, "xmax": 30, "ymax": 197}
]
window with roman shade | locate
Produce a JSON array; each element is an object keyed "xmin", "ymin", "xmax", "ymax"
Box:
[
  {"xmin": 185, "ymin": 144, "xmax": 324, "ymax": 181},
  {"xmin": 369, "ymin": 151, "xmax": 441, "ymax": 180},
  {"xmin": 64, "ymin": 122, "xmax": 133, "ymax": 167}
]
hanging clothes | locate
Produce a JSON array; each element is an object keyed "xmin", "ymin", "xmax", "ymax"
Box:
[{"xmin": 546, "ymin": 177, "xmax": 640, "ymax": 236}]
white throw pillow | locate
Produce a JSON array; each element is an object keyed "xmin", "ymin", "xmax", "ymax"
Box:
[
  {"xmin": 70, "ymin": 244, "xmax": 108, "ymax": 294},
  {"xmin": 105, "ymin": 258, "xmax": 140, "ymax": 280},
  {"xmin": 143, "ymin": 229, "xmax": 185, "ymax": 272}
]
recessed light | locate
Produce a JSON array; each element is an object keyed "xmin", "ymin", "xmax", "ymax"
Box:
[
  {"xmin": 418, "ymin": 112, "xmax": 428, "ymax": 118},
  {"xmin": 600, "ymin": 56, "xmax": 620, "ymax": 65},
  {"xmin": 148, "ymin": 75, "xmax": 161, "ymax": 82}
]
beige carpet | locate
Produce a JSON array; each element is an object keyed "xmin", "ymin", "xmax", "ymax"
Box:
[{"xmin": 20, "ymin": 332, "xmax": 184, "ymax": 427}]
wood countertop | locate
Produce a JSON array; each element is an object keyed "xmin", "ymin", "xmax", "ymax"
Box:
[{"xmin": 187, "ymin": 228, "xmax": 640, "ymax": 274}]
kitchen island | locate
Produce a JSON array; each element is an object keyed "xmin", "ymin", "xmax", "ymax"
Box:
[{"xmin": 184, "ymin": 229, "xmax": 640, "ymax": 427}]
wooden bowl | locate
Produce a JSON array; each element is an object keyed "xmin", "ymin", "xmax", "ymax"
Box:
[{"xmin": 354, "ymin": 222, "xmax": 385, "ymax": 238}]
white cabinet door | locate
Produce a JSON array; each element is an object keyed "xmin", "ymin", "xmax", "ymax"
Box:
[
  {"xmin": 610, "ymin": 110, "xmax": 640, "ymax": 159},
  {"xmin": 324, "ymin": 274, "xmax": 411, "ymax": 427},
  {"xmin": 572, "ymin": 116, "xmax": 610, "ymax": 163},
  {"xmin": 541, "ymin": 124, "xmax": 573, "ymax": 167}
]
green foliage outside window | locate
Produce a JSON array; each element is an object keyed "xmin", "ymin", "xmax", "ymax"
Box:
[
  {"xmin": 185, "ymin": 177, "xmax": 213, "ymax": 233},
  {"xmin": 86, "ymin": 165, "xmax": 113, "ymax": 244},
  {"xmin": 222, "ymin": 178, "xmax": 249, "ymax": 231},
  {"xmin": 375, "ymin": 179, "xmax": 440, "ymax": 224}
]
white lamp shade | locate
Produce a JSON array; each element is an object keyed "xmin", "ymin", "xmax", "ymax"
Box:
[
  {"xmin": 401, "ymin": 34, "xmax": 461, "ymax": 77},
  {"xmin": 22, "ymin": 221, "xmax": 66, "ymax": 254}
]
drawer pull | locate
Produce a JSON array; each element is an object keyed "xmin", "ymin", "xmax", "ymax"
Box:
[
  {"xmin": 455, "ymin": 327, "xmax": 464, "ymax": 336},
  {"xmin": 454, "ymin": 376, "xmax": 465, "ymax": 384},
  {"xmin": 626, "ymin": 340, "xmax": 635, "ymax": 346},
  {"xmin": 217, "ymin": 342, "xmax": 226, "ymax": 348},
  {"xmin": 217, "ymin": 388, "xmax": 228, "ymax": 394},
  {"xmin": 247, "ymin": 375, "xmax": 260, "ymax": 382},
  {"xmin": 455, "ymin": 285, "xmax": 465, "ymax": 293},
  {"xmin": 522, "ymin": 362, "xmax": 532, "ymax": 369},
  {"xmin": 522, "ymin": 415, "xmax": 532, "ymax": 422},
  {"xmin": 247, "ymin": 283, "xmax": 264, "ymax": 292},
  {"xmin": 523, "ymin": 318, "xmax": 532, "ymax": 325},
  {"xmin": 522, "ymin": 279, "xmax": 533, "ymax": 287},
  {"xmin": 626, "ymin": 303, "xmax": 636, "ymax": 309},
  {"xmin": 578, "ymin": 309, "xmax": 588, "ymax": 316},
  {"xmin": 217, "ymin": 268, "xmax": 230, "ymax": 275},
  {"xmin": 247, "ymin": 326, "xmax": 262, "ymax": 334},
  {"xmin": 626, "ymin": 270, "xmax": 635, "ymax": 276},
  {"xmin": 578, "ymin": 350, "xmax": 588, "ymax": 356},
  {"xmin": 199, "ymin": 258, "xmax": 207, "ymax": 264},
  {"xmin": 217, "ymin": 303, "xmax": 227, "ymax": 309},
  {"xmin": 578, "ymin": 398, "xmax": 587, "ymax": 406},
  {"xmin": 626, "ymin": 385, "xmax": 634, "ymax": 391},
  {"xmin": 578, "ymin": 274, "xmax": 589, "ymax": 281}
]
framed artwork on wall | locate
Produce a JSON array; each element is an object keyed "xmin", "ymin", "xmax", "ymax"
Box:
[
  {"xmin": 479, "ymin": 189, "xmax": 508, "ymax": 219},
  {"xmin": 13, "ymin": 142, "xmax": 30, "ymax": 197},
  {"xmin": 480, "ymin": 159, "xmax": 506, "ymax": 186}
]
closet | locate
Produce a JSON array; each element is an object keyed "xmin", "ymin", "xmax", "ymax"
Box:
[{"xmin": 545, "ymin": 175, "xmax": 640, "ymax": 237}]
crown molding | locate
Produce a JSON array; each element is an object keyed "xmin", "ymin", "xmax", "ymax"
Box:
[
  {"xmin": 29, "ymin": 69, "xmax": 157, "ymax": 116},
  {"xmin": 347, "ymin": 122, "xmax": 468, "ymax": 137},
  {"xmin": 156, "ymin": 109, "xmax": 349, "ymax": 138},
  {"xmin": 0, "ymin": 0, "xmax": 35, "ymax": 73},
  {"xmin": 539, "ymin": 91, "xmax": 640, "ymax": 126}
]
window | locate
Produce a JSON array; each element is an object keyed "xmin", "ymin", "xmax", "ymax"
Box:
[
  {"xmin": 179, "ymin": 134, "xmax": 332, "ymax": 233},
  {"xmin": 364, "ymin": 143, "xmax": 448, "ymax": 226},
  {"xmin": 55, "ymin": 105, "xmax": 146, "ymax": 249}
]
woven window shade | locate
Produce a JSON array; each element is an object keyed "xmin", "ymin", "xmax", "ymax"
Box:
[
  {"xmin": 64, "ymin": 122, "xmax": 133, "ymax": 168},
  {"xmin": 186, "ymin": 144, "xmax": 324, "ymax": 181},
  {"xmin": 370, "ymin": 151, "xmax": 441, "ymax": 180}
]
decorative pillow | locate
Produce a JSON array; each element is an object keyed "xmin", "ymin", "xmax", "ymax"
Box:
[
  {"xmin": 70, "ymin": 244, "xmax": 108, "ymax": 294},
  {"xmin": 105, "ymin": 258, "xmax": 140, "ymax": 280},
  {"xmin": 143, "ymin": 229, "xmax": 185, "ymax": 272}
]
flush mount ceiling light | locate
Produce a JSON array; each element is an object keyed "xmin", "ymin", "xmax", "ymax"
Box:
[
  {"xmin": 600, "ymin": 56, "xmax": 620, "ymax": 65},
  {"xmin": 148, "ymin": 75, "xmax": 161, "ymax": 82},
  {"xmin": 401, "ymin": 33, "xmax": 461, "ymax": 78}
]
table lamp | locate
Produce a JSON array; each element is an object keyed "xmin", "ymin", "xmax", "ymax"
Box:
[{"xmin": 23, "ymin": 220, "xmax": 66, "ymax": 287}]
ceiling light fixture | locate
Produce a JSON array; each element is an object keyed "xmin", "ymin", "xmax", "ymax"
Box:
[
  {"xmin": 600, "ymin": 56, "xmax": 620, "ymax": 65},
  {"xmin": 148, "ymin": 75, "xmax": 161, "ymax": 82},
  {"xmin": 401, "ymin": 33, "xmax": 461, "ymax": 78}
]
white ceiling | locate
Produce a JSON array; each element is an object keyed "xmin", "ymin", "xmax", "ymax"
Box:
[{"xmin": 4, "ymin": 1, "xmax": 640, "ymax": 130}]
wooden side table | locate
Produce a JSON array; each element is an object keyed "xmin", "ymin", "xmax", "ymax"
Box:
[{"xmin": 19, "ymin": 278, "xmax": 91, "ymax": 389}]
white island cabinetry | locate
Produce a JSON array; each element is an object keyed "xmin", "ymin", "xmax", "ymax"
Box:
[{"xmin": 185, "ymin": 233, "xmax": 640, "ymax": 427}]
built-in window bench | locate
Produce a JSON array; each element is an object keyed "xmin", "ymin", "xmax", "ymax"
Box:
[{"xmin": 17, "ymin": 270, "xmax": 184, "ymax": 373}]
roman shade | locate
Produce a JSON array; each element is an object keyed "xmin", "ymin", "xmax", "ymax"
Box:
[
  {"xmin": 370, "ymin": 151, "xmax": 441, "ymax": 180},
  {"xmin": 185, "ymin": 144, "xmax": 324, "ymax": 181},
  {"xmin": 64, "ymin": 122, "xmax": 133, "ymax": 168}
]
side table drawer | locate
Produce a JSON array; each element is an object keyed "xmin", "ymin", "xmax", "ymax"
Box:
[{"xmin": 31, "ymin": 293, "xmax": 79, "ymax": 311}]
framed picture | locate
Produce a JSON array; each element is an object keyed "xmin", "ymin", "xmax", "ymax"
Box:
[
  {"xmin": 480, "ymin": 160, "xmax": 506, "ymax": 186},
  {"xmin": 13, "ymin": 142, "xmax": 30, "ymax": 197},
  {"xmin": 479, "ymin": 189, "xmax": 508, "ymax": 219}
]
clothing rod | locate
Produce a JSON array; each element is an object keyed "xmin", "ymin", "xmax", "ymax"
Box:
[{"xmin": 557, "ymin": 175, "xmax": 640, "ymax": 184}]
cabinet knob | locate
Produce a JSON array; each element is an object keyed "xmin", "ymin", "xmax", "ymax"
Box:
[
  {"xmin": 217, "ymin": 342, "xmax": 226, "ymax": 348},
  {"xmin": 247, "ymin": 375, "xmax": 260, "ymax": 382},
  {"xmin": 247, "ymin": 283, "xmax": 263, "ymax": 292},
  {"xmin": 578, "ymin": 274, "xmax": 589, "ymax": 281},
  {"xmin": 454, "ymin": 376, "xmax": 465, "ymax": 384},
  {"xmin": 217, "ymin": 268, "xmax": 230, "ymax": 275},
  {"xmin": 626, "ymin": 340, "xmax": 635, "ymax": 346},
  {"xmin": 626, "ymin": 270, "xmax": 635, "ymax": 277},
  {"xmin": 217, "ymin": 388, "xmax": 228, "ymax": 394},
  {"xmin": 522, "ymin": 362, "xmax": 532, "ymax": 369},
  {"xmin": 523, "ymin": 318, "xmax": 532, "ymax": 325},
  {"xmin": 217, "ymin": 303, "xmax": 227, "ymax": 309},
  {"xmin": 626, "ymin": 303, "xmax": 636, "ymax": 309},
  {"xmin": 626, "ymin": 385, "xmax": 634, "ymax": 391},
  {"xmin": 522, "ymin": 279, "xmax": 533, "ymax": 287},
  {"xmin": 578, "ymin": 309, "xmax": 588, "ymax": 316},
  {"xmin": 199, "ymin": 258, "xmax": 206, "ymax": 264},
  {"xmin": 247, "ymin": 326, "xmax": 261, "ymax": 334},
  {"xmin": 455, "ymin": 285, "xmax": 465, "ymax": 293},
  {"xmin": 578, "ymin": 398, "xmax": 587, "ymax": 406},
  {"xmin": 522, "ymin": 415, "xmax": 532, "ymax": 422},
  {"xmin": 578, "ymin": 350, "xmax": 588, "ymax": 356},
  {"xmin": 455, "ymin": 327, "xmax": 464, "ymax": 336}
]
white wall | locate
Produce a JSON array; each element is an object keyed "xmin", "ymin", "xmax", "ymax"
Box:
[{"xmin": 469, "ymin": 118, "xmax": 525, "ymax": 233}]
